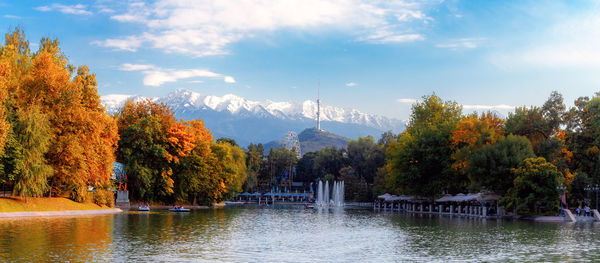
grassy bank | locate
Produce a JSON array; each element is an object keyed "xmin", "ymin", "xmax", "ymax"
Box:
[{"xmin": 0, "ymin": 196, "xmax": 109, "ymax": 212}]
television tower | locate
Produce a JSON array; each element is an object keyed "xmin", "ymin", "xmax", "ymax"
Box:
[{"xmin": 317, "ymin": 83, "xmax": 321, "ymax": 131}]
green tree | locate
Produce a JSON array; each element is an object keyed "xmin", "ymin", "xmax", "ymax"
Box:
[
  {"xmin": 467, "ymin": 135, "xmax": 535, "ymax": 195},
  {"xmin": 120, "ymin": 116, "xmax": 172, "ymax": 202},
  {"xmin": 296, "ymin": 151, "xmax": 318, "ymax": 183},
  {"xmin": 500, "ymin": 157, "xmax": 561, "ymax": 216},
  {"xmin": 12, "ymin": 107, "xmax": 53, "ymax": 199},
  {"xmin": 386, "ymin": 94, "xmax": 462, "ymax": 197},
  {"xmin": 243, "ymin": 143, "xmax": 263, "ymax": 192},
  {"xmin": 347, "ymin": 136, "xmax": 385, "ymax": 184},
  {"xmin": 266, "ymin": 147, "xmax": 297, "ymax": 187},
  {"xmin": 313, "ymin": 146, "xmax": 347, "ymax": 180}
]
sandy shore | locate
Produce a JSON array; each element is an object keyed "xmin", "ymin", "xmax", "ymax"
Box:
[{"xmin": 0, "ymin": 208, "xmax": 122, "ymax": 218}]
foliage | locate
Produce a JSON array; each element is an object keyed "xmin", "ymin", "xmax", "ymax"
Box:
[
  {"xmin": 347, "ymin": 136, "xmax": 385, "ymax": 184},
  {"xmin": 386, "ymin": 94, "xmax": 462, "ymax": 197},
  {"xmin": 11, "ymin": 107, "xmax": 53, "ymax": 199},
  {"xmin": 265, "ymin": 147, "xmax": 297, "ymax": 188},
  {"xmin": 0, "ymin": 29, "xmax": 118, "ymax": 201},
  {"xmin": 93, "ymin": 188, "xmax": 115, "ymax": 207},
  {"xmin": 466, "ymin": 135, "xmax": 535, "ymax": 195},
  {"xmin": 500, "ymin": 157, "xmax": 561, "ymax": 216},
  {"xmin": 211, "ymin": 140, "xmax": 247, "ymax": 200}
]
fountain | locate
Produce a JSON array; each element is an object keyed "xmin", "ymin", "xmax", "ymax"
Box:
[{"xmin": 316, "ymin": 180, "xmax": 344, "ymax": 207}]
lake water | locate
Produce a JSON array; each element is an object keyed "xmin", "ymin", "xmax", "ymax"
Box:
[{"xmin": 1, "ymin": 206, "xmax": 600, "ymax": 262}]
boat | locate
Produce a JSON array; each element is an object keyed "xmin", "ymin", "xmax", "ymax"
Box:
[
  {"xmin": 169, "ymin": 206, "xmax": 190, "ymax": 212},
  {"xmin": 138, "ymin": 205, "xmax": 150, "ymax": 211},
  {"xmin": 224, "ymin": 201, "xmax": 245, "ymax": 206},
  {"xmin": 304, "ymin": 204, "xmax": 315, "ymax": 209}
]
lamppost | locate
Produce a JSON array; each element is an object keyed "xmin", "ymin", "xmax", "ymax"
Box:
[
  {"xmin": 585, "ymin": 185, "xmax": 595, "ymax": 208},
  {"xmin": 557, "ymin": 184, "xmax": 566, "ymax": 216}
]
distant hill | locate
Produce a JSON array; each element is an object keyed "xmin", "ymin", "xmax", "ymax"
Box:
[
  {"xmin": 298, "ymin": 128, "xmax": 349, "ymax": 154},
  {"xmin": 264, "ymin": 128, "xmax": 349, "ymax": 155}
]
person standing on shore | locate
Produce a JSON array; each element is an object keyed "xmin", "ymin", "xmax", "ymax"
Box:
[{"xmin": 585, "ymin": 206, "xmax": 590, "ymax": 216}]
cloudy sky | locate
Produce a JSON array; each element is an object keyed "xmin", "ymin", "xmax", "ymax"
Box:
[{"xmin": 2, "ymin": 0, "xmax": 600, "ymax": 120}]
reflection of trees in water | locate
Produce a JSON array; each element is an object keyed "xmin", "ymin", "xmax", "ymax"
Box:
[
  {"xmin": 387, "ymin": 215, "xmax": 563, "ymax": 261},
  {"xmin": 0, "ymin": 215, "xmax": 113, "ymax": 262},
  {"xmin": 113, "ymin": 209, "xmax": 240, "ymax": 260}
]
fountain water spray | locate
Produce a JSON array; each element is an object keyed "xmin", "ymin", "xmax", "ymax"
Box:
[{"xmin": 316, "ymin": 180, "xmax": 344, "ymax": 207}]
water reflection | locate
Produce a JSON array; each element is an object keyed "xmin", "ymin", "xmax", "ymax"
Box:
[
  {"xmin": 1, "ymin": 208, "xmax": 600, "ymax": 262},
  {"xmin": 0, "ymin": 215, "xmax": 113, "ymax": 262}
]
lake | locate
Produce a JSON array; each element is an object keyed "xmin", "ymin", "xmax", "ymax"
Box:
[{"xmin": 1, "ymin": 206, "xmax": 599, "ymax": 262}]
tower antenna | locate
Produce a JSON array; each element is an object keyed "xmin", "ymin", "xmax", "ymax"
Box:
[{"xmin": 317, "ymin": 82, "xmax": 321, "ymax": 131}]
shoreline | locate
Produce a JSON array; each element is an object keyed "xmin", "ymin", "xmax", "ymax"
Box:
[{"xmin": 0, "ymin": 208, "xmax": 122, "ymax": 218}]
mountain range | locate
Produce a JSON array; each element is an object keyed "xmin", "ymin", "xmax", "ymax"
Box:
[{"xmin": 101, "ymin": 89, "xmax": 406, "ymax": 147}]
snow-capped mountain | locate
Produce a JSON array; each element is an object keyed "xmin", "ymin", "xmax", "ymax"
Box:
[{"xmin": 101, "ymin": 89, "xmax": 405, "ymax": 146}]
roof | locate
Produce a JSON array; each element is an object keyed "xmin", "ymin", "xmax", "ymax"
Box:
[{"xmin": 435, "ymin": 192, "xmax": 500, "ymax": 202}]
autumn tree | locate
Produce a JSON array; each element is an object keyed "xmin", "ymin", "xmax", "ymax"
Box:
[
  {"xmin": 0, "ymin": 29, "xmax": 118, "ymax": 202},
  {"xmin": 173, "ymin": 120, "xmax": 219, "ymax": 204},
  {"xmin": 211, "ymin": 140, "xmax": 247, "ymax": 200},
  {"xmin": 117, "ymin": 99, "xmax": 194, "ymax": 202}
]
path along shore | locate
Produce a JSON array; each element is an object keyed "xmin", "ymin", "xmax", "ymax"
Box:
[{"xmin": 0, "ymin": 208, "xmax": 122, "ymax": 218}]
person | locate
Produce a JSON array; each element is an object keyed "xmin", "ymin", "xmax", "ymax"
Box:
[
  {"xmin": 585, "ymin": 206, "xmax": 590, "ymax": 216},
  {"xmin": 576, "ymin": 207, "xmax": 581, "ymax": 216}
]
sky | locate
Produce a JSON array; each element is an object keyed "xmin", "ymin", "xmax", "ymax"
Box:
[{"xmin": 2, "ymin": 0, "xmax": 600, "ymax": 121}]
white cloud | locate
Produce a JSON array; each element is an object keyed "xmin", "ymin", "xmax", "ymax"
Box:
[
  {"xmin": 96, "ymin": 5, "xmax": 115, "ymax": 14},
  {"xmin": 462, "ymin": 104, "xmax": 516, "ymax": 110},
  {"xmin": 96, "ymin": 0, "xmax": 435, "ymax": 56},
  {"xmin": 92, "ymin": 36, "xmax": 143, "ymax": 52},
  {"xmin": 490, "ymin": 13, "xmax": 600, "ymax": 68},
  {"xmin": 35, "ymin": 3, "xmax": 92, "ymax": 15},
  {"xmin": 396, "ymin": 98, "xmax": 515, "ymax": 111},
  {"xmin": 119, "ymin": 63, "xmax": 234, "ymax": 86},
  {"xmin": 345, "ymin": 82, "xmax": 358, "ymax": 87},
  {"xmin": 224, "ymin": 76, "xmax": 236, "ymax": 83},
  {"xmin": 436, "ymin": 38, "xmax": 485, "ymax": 50},
  {"xmin": 3, "ymin": 15, "xmax": 21, "ymax": 19},
  {"xmin": 119, "ymin": 63, "xmax": 155, "ymax": 71},
  {"xmin": 397, "ymin": 98, "xmax": 419, "ymax": 104}
]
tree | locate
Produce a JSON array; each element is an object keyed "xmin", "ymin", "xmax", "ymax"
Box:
[
  {"xmin": 505, "ymin": 92, "xmax": 572, "ymax": 184},
  {"xmin": 296, "ymin": 151, "xmax": 318, "ymax": 184},
  {"xmin": 243, "ymin": 143, "xmax": 263, "ymax": 192},
  {"xmin": 11, "ymin": 107, "xmax": 53, "ymax": 199},
  {"xmin": 173, "ymin": 119, "xmax": 216, "ymax": 204},
  {"xmin": 216, "ymin": 137, "xmax": 238, "ymax": 147},
  {"xmin": 451, "ymin": 112, "xmax": 505, "ymax": 188},
  {"xmin": 386, "ymin": 94, "xmax": 462, "ymax": 197},
  {"xmin": 117, "ymin": 99, "xmax": 194, "ymax": 202},
  {"xmin": 266, "ymin": 147, "xmax": 297, "ymax": 188},
  {"xmin": 211, "ymin": 141, "xmax": 247, "ymax": 200},
  {"xmin": 313, "ymin": 146, "xmax": 347, "ymax": 180},
  {"xmin": 500, "ymin": 157, "xmax": 561, "ymax": 215},
  {"xmin": 0, "ymin": 29, "xmax": 118, "ymax": 201},
  {"xmin": 467, "ymin": 135, "xmax": 535, "ymax": 195},
  {"xmin": 347, "ymin": 136, "xmax": 385, "ymax": 184}
]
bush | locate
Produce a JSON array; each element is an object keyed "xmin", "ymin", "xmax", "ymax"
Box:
[
  {"xmin": 70, "ymin": 185, "xmax": 91, "ymax": 203},
  {"xmin": 93, "ymin": 189, "xmax": 115, "ymax": 207}
]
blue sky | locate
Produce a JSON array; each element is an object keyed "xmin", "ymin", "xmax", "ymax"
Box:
[{"xmin": 2, "ymin": 0, "xmax": 600, "ymax": 120}]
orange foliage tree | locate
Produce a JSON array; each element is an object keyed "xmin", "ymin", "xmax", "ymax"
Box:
[
  {"xmin": 0, "ymin": 29, "xmax": 118, "ymax": 202},
  {"xmin": 451, "ymin": 112, "xmax": 505, "ymax": 171}
]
